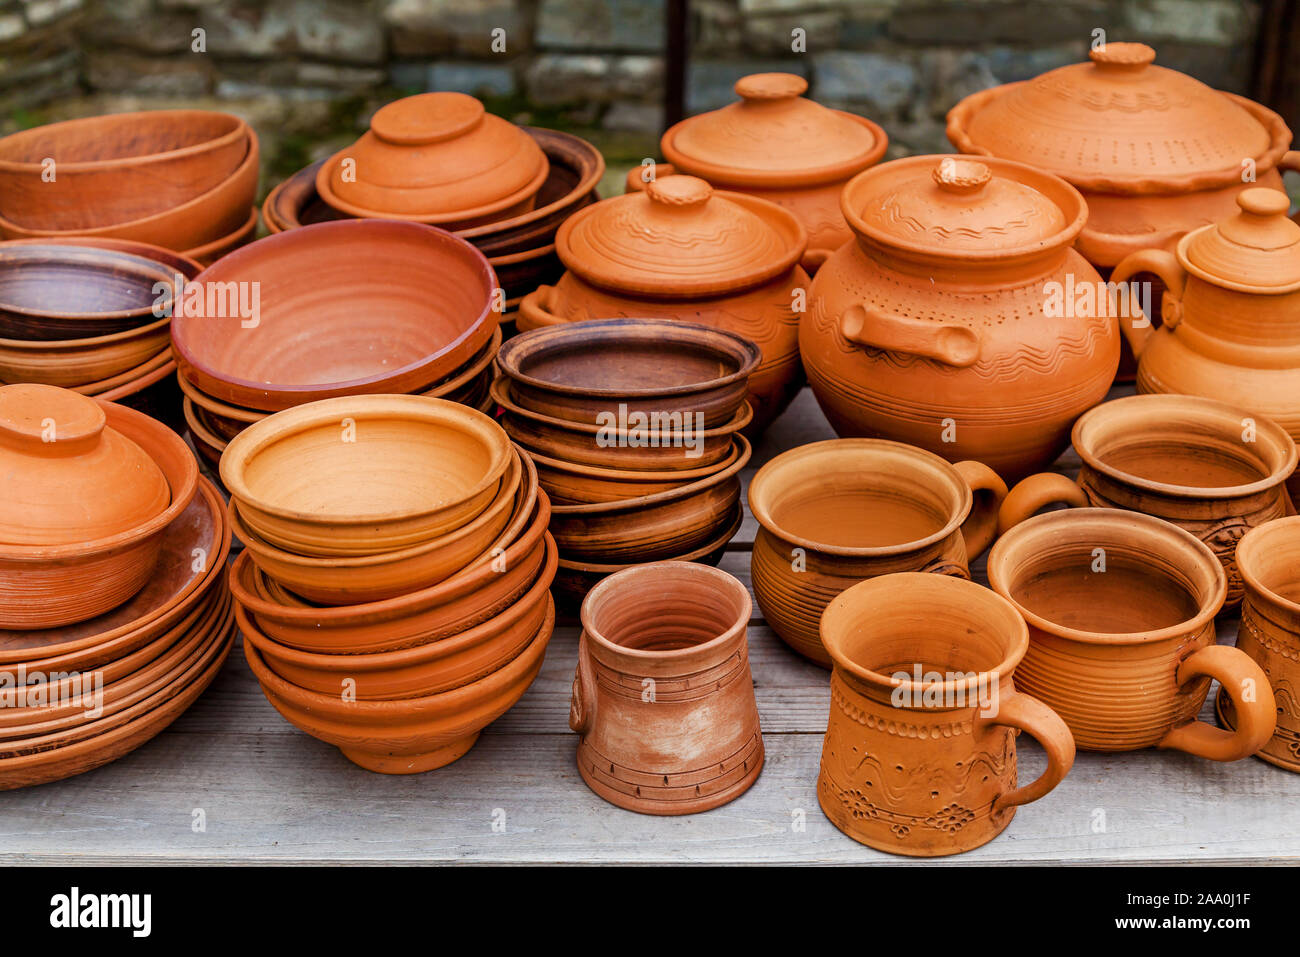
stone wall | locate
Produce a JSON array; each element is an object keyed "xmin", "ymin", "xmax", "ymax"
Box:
[{"xmin": 0, "ymin": 0, "xmax": 1268, "ymax": 182}]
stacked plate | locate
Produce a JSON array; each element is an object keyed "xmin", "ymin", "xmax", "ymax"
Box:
[
  {"xmin": 222, "ymin": 394, "xmax": 557, "ymax": 774},
  {"xmin": 0, "ymin": 110, "xmax": 260, "ymax": 265},
  {"xmin": 493, "ymin": 318, "xmax": 759, "ymax": 600},
  {"xmin": 0, "ymin": 383, "xmax": 231, "ymax": 789},
  {"xmin": 170, "ymin": 219, "xmax": 500, "ymax": 473},
  {"xmin": 261, "ymin": 92, "xmax": 604, "ymax": 321}
]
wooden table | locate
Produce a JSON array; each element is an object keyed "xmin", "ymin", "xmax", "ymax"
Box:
[{"xmin": 3, "ymin": 387, "xmax": 1297, "ymax": 865}]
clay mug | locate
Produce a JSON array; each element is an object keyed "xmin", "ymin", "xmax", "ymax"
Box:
[
  {"xmin": 999, "ymin": 394, "xmax": 1298, "ymax": 607},
  {"xmin": 748, "ymin": 438, "xmax": 1007, "ymax": 666},
  {"xmin": 988, "ymin": 508, "xmax": 1277, "ymax": 758},
  {"xmin": 1219, "ymin": 516, "xmax": 1300, "ymax": 771},
  {"xmin": 569, "ymin": 561, "xmax": 763, "ymax": 815},
  {"xmin": 818, "ymin": 572, "xmax": 1075, "ymax": 856}
]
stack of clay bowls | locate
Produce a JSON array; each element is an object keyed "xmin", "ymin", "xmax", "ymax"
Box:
[
  {"xmin": 493, "ymin": 318, "xmax": 757, "ymax": 601},
  {"xmin": 261, "ymin": 92, "xmax": 604, "ymax": 322},
  {"xmin": 170, "ymin": 219, "xmax": 500, "ymax": 473},
  {"xmin": 0, "ymin": 110, "xmax": 260, "ymax": 265},
  {"xmin": 0, "ymin": 383, "xmax": 233, "ymax": 790},
  {"xmin": 223, "ymin": 394, "xmax": 558, "ymax": 774}
]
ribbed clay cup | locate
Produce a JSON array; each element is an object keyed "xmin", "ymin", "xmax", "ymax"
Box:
[
  {"xmin": 989, "ymin": 508, "xmax": 1277, "ymax": 759},
  {"xmin": 1219, "ymin": 516, "xmax": 1300, "ymax": 771},
  {"xmin": 569, "ymin": 561, "xmax": 763, "ymax": 814},
  {"xmin": 748, "ymin": 438, "xmax": 1006, "ymax": 666},
  {"xmin": 818, "ymin": 573, "xmax": 1075, "ymax": 857}
]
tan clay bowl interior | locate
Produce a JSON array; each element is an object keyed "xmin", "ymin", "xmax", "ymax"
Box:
[{"xmin": 1236, "ymin": 516, "xmax": 1300, "ymax": 612}]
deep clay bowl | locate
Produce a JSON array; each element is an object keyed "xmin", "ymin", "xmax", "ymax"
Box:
[{"xmin": 171, "ymin": 219, "xmax": 499, "ymax": 411}]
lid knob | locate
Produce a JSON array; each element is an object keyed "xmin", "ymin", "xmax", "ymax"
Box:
[
  {"xmin": 370, "ymin": 92, "xmax": 484, "ymax": 146},
  {"xmin": 1237, "ymin": 187, "xmax": 1292, "ymax": 218},
  {"xmin": 645, "ymin": 175, "xmax": 714, "ymax": 208},
  {"xmin": 734, "ymin": 72, "xmax": 808, "ymax": 102},
  {"xmin": 932, "ymin": 158, "xmax": 992, "ymax": 195},
  {"xmin": 0, "ymin": 383, "xmax": 105, "ymax": 454},
  {"xmin": 1089, "ymin": 42, "xmax": 1156, "ymax": 71},
  {"xmin": 1217, "ymin": 186, "xmax": 1300, "ymax": 251}
]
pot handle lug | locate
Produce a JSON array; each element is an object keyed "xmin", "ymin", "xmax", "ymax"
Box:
[
  {"xmin": 838, "ymin": 303, "xmax": 980, "ymax": 367},
  {"xmin": 1109, "ymin": 248, "xmax": 1188, "ymax": 357},
  {"xmin": 518, "ymin": 284, "xmax": 566, "ymax": 333},
  {"xmin": 1158, "ymin": 645, "xmax": 1277, "ymax": 761},
  {"xmin": 1280, "ymin": 150, "xmax": 1300, "ymax": 176},
  {"xmin": 952, "ymin": 460, "xmax": 1008, "ymax": 558},
  {"xmin": 982, "ymin": 690, "xmax": 1076, "ymax": 817},
  {"xmin": 996, "ymin": 473, "xmax": 1089, "ymax": 535},
  {"xmin": 568, "ymin": 633, "xmax": 597, "ymax": 736},
  {"xmin": 624, "ymin": 162, "xmax": 677, "ymax": 193}
]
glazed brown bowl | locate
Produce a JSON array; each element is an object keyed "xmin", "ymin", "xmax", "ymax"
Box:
[
  {"xmin": 0, "ymin": 412, "xmax": 203, "ymax": 631},
  {"xmin": 548, "ymin": 434, "xmax": 750, "ymax": 563},
  {"xmin": 495, "ymin": 317, "xmax": 760, "ymax": 429},
  {"xmin": 0, "ymin": 313, "xmax": 171, "ymax": 388},
  {"xmin": 221, "ymin": 394, "xmax": 513, "ymax": 557},
  {"xmin": 0, "ymin": 111, "xmax": 250, "ymax": 232},
  {"xmin": 171, "ymin": 220, "xmax": 498, "ymax": 411},
  {"xmin": 531, "ymin": 439, "xmax": 743, "ymax": 505},
  {"xmin": 243, "ymin": 596, "xmax": 556, "ymax": 774},
  {"xmin": 238, "ymin": 533, "xmax": 557, "ymax": 699}
]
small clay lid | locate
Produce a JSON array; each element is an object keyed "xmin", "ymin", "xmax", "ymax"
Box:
[
  {"xmin": 318, "ymin": 92, "xmax": 549, "ymax": 223},
  {"xmin": 1182, "ymin": 187, "xmax": 1300, "ymax": 292},
  {"xmin": 0, "ymin": 384, "xmax": 170, "ymax": 546},
  {"xmin": 662, "ymin": 73, "xmax": 887, "ymax": 187},
  {"xmin": 556, "ymin": 175, "xmax": 806, "ymax": 297},
  {"xmin": 842, "ymin": 155, "xmax": 1083, "ymax": 259},
  {"xmin": 948, "ymin": 43, "xmax": 1286, "ymax": 193}
]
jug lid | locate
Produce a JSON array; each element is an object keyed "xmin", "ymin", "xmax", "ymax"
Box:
[
  {"xmin": 947, "ymin": 43, "xmax": 1288, "ymax": 194},
  {"xmin": 662, "ymin": 73, "xmax": 888, "ymax": 187},
  {"xmin": 555, "ymin": 175, "xmax": 806, "ymax": 297},
  {"xmin": 0, "ymin": 384, "xmax": 170, "ymax": 546},
  {"xmin": 1182, "ymin": 188, "xmax": 1300, "ymax": 292}
]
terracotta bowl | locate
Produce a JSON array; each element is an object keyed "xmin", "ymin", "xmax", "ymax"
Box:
[
  {"xmin": 0, "ymin": 399, "xmax": 200, "ymax": 629},
  {"xmin": 548, "ymin": 435, "xmax": 750, "ymax": 563},
  {"xmin": 221, "ymin": 394, "xmax": 512, "ymax": 557},
  {"xmin": 76, "ymin": 348, "xmax": 173, "ymax": 398},
  {"xmin": 0, "ymin": 111, "xmax": 250, "ymax": 232},
  {"xmin": 230, "ymin": 449, "xmax": 523, "ymax": 605},
  {"xmin": 183, "ymin": 206, "xmax": 258, "ymax": 266},
  {"xmin": 495, "ymin": 318, "xmax": 761, "ymax": 429},
  {"xmin": 531, "ymin": 439, "xmax": 743, "ymax": 505},
  {"xmin": 171, "ymin": 220, "xmax": 498, "ymax": 411},
  {"xmin": 0, "ymin": 312, "xmax": 171, "ymax": 388},
  {"xmin": 238, "ymin": 535, "xmax": 557, "ymax": 699},
  {"xmin": 0, "ymin": 131, "xmax": 259, "ymax": 254},
  {"xmin": 243, "ymin": 595, "xmax": 554, "ymax": 774}
]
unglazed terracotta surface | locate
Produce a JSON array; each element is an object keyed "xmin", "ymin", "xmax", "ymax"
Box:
[
  {"xmin": 529, "ymin": 440, "xmax": 742, "ymax": 505},
  {"xmin": 749, "ymin": 438, "xmax": 1006, "ymax": 666},
  {"xmin": 818, "ymin": 572, "xmax": 1074, "ymax": 856},
  {"xmin": 0, "ymin": 310, "xmax": 171, "ymax": 389},
  {"xmin": 988, "ymin": 508, "xmax": 1276, "ymax": 758},
  {"xmin": 802, "ymin": 155, "xmax": 1118, "ymax": 481},
  {"xmin": 570, "ymin": 561, "xmax": 763, "ymax": 814}
]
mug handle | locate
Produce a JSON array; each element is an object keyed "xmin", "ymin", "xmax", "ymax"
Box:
[
  {"xmin": 1157, "ymin": 644, "xmax": 1277, "ymax": 761},
  {"xmin": 568, "ymin": 633, "xmax": 597, "ymax": 736},
  {"xmin": 952, "ymin": 460, "xmax": 1008, "ymax": 558},
  {"xmin": 997, "ymin": 472, "xmax": 1090, "ymax": 535},
  {"xmin": 1109, "ymin": 248, "xmax": 1189, "ymax": 358},
  {"xmin": 980, "ymin": 690, "xmax": 1076, "ymax": 817}
]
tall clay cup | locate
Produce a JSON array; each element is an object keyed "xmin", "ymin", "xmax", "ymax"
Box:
[
  {"xmin": 569, "ymin": 561, "xmax": 763, "ymax": 814},
  {"xmin": 999, "ymin": 395, "xmax": 1298, "ymax": 607},
  {"xmin": 989, "ymin": 508, "xmax": 1277, "ymax": 758},
  {"xmin": 818, "ymin": 572, "xmax": 1075, "ymax": 857},
  {"xmin": 749, "ymin": 438, "xmax": 1006, "ymax": 666},
  {"xmin": 1219, "ymin": 516, "xmax": 1300, "ymax": 771}
]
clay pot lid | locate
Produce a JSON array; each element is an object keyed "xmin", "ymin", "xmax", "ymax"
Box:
[
  {"xmin": 843, "ymin": 155, "xmax": 1084, "ymax": 260},
  {"xmin": 0, "ymin": 384, "xmax": 170, "ymax": 546},
  {"xmin": 662, "ymin": 73, "xmax": 887, "ymax": 188},
  {"xmin": 1181, "ymin": 187, "xmax": 1300, "ymax": 292},
  {"xmin": 317, "ymin": 92, "xmax": 549, "ymax": 223},
  {"xmin": 556, "ymin": 175, "xmax": 806, "ymax": 297},
  {"xmin": 948, "ymin": 43, "xmax": 1288, "ymax": 194}
]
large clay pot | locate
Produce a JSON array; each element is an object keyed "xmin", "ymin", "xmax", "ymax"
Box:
[
  {"xmin": 1111, "ymin": 188, "xmax": 1300, "ymax": 505},
  {"xmin": 748, "ymin": 438, "xmax": 1006, "ymax": 666},
  {"xmin": 569, "ymin": 561, "xmax": 763, "ymax": 815},
  {"xmin": 1001, "ymin": 394, "xmax": 1298, "ymax": 607},
  {"xmin": 632, "ymin": 73, "xmax": 887, "ymax": 274},
  {"xmin": 1220, "ymin": 516, "xmax": 1300, "ymax": 771},
  {"xmin": 802, "ymin": 155, "xmax": 1119, "ymax": 481},
  {"xmin": 518, "ymin": 175, "xmax": 809, "ymax": 433},
  {"xmin": 988, "ymin": 508, "xmax": 1277, "ymax": 758},
  {"xmin": 818, "ymin": 572, "xmax": 1075, "ymax": 856}
]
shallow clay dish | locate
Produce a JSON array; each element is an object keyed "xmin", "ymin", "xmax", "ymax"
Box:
[
  {"xmin": 531, "ymin": 439, "xmax": 742, "ymax": 505},
  {"xmin": 75, "ymin": 347, "xmax": 173, "ymax": 397},
  {"xmin": 221, "ymin": 394, "xmax": 512, "ymax": 557},
  {"xmin": 182, "ymin": 206, "xmax": 259, "ymax": 266},
  {"xmin": 0, "ymin": 311, "xmax": 171, "ymax": 388},
  {"xmin": 172, "ymin": 220, "xmax": 498, "ymax": 411}
]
